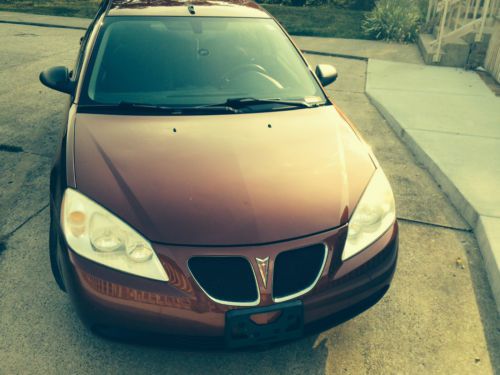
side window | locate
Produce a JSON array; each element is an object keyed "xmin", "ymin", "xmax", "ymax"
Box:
[
  {"xmin": 72, "ymin": 29, "xmax": 91, "ymax": 79},
  {"xmin": 71, "ymin": 0, "xmax": 107, "ymax": 81}
]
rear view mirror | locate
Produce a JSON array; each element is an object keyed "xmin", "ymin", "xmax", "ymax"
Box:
[
  {"xmin": 315, "ymin": 64, "xmax": 338, "ymax": 87},
  {"xmin": 39, "ymin": 66, "xmax": 74, "ymax": 94}
]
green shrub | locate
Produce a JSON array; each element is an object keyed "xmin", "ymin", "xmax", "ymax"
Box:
[
  {"xmin": 282, "ymin": 0, "xmax": 307, "ymax": 5},
  {"xmin": 305, "ymin": 0, "xmax": 329, "ymax": 6},
  {"xmin": 362, "ymin": 0, "xmax": 422, "ymax": 42},
  {"xmin": 329, "ymin": 0, "xmax": 356, "ymax": 7},
  {"xmin": 355, "ymin": 0, "xmax": 377, "ymax": 10},
  {"xmin": 332, "ymin": 0, "xmax": 376, "ymax": 10}
]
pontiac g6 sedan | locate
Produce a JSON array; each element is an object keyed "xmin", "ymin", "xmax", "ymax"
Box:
[{"xmin": 40, "ymin": 0, "xmax": 398, "ymax": 348}]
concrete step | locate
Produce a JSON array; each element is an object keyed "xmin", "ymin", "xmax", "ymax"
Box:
[
  {"xmin": 466, "ymin": 32, "xmax": 493, "ymax": 68},
  {"xmin": 418, "ymin": 33, "xmax": 435, "ymax": 64},
  {"xmin": 418, "ymin": 33, "xmax": 471, "ymax": 67},
  {"xmin": 432, "ymin": 22, "xmax": 493, "ymax": 40}
]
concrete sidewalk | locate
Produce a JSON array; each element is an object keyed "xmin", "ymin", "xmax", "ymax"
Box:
[
  {"xmin": 366, "ymin": 60, "xmax": 500, "ymax": 313},
  {"xmin": 294, "ymin": 36, "xmax": 424, "ymax": 65}
]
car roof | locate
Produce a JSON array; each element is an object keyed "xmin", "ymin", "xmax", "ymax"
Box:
[{"xmin": 108, "ymin": 0, "xmax": 272, "ymax": 18}]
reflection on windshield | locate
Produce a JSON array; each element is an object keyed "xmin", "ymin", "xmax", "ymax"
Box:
[{"xmin": 80, "ymin": 16, "xmax": 326, "ymax": 109}]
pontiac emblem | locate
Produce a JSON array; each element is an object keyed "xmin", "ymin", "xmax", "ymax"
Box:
[{"xmin": 256, "ymin": 257, "xmax": 270, "ymax": 288}]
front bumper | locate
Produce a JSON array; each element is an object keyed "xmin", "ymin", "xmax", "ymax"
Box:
[{"xmin": 58, "ymin": 222, "xmax": 398, "ymax": 347}]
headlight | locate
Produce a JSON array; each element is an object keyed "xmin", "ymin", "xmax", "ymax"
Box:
[
  {"xmin": 61, "ymin": 189, "xmax": 169, "ymax": 281},
  {"xmin": 342, "ymin": 169, "xmax": 396, "ymax": 261}
]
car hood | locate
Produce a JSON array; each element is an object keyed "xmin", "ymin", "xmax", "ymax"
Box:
[{"xmin": 73, "ymin": 106, "xmax": 375, "ymax": 246}]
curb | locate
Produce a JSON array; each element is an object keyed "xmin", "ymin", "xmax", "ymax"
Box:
[
  {"xmin": 366, "ymin": 87, "xmax": 500, "ymax": 314},
  {"xmin": 301, "ymin": 49, "xmax": 367, "ymax": 61},
  {"xmin": 476, "ymin": 217, "xmax": 500, "ymax": 313},
  {"xmin": 366, "ymin": 93, "xmax": 478, "ymax": 228}
]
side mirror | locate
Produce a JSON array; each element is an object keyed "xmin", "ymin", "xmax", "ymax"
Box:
[
  {"xmin": 39, "ymin": 66, "xmax": 74, "ymax": 94},
  {"xmin": 315, "ymin": 64, "xmax": 338, "ymax": 87}
]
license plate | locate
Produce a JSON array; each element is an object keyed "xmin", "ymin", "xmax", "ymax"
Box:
[{"xmin": 225, "ymin": 300, "xmax": 304, "ymax": 349}]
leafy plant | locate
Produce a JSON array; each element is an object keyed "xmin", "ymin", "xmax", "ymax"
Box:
[{"xmin": 362, "ymin": 0, "xmax": 422, "ymax": 42}]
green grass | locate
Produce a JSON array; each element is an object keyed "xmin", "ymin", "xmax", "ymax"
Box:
[
  {"xmin": 263, "ymin": 5, "xmax": 369, "ymax": 39},
  {"xmin": 0, "ymin": 1, "xmax": 368, "ymax": 39},
  {"xmin": 0, "ymin": 0, "xmax": 101, "ymax": 18}
]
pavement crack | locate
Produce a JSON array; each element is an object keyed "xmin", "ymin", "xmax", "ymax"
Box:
[
  {"xmin": 397, "ymin": 216, "xmax": 472, "ymax": 233},
  {"xmin": 368, "ymin": 86, "xmax": 493, "ymax": 98},
  {"xmin": 0, "ymin": 204, "xmax": 49, "ymax": 252},
  {"xmin": 14, "ymin": 32, "xmax": 39, "ymax": 37},
  {"xmin": 409, "ymin": 127, "xmax": 500, "ymax": 141},
  {"xmin": 0, "ymin": 20, "xmax": 87, "ymax": 31},
  {"xmin": 0, "ymin": 143, "xmax": 23, "ymax": 153},
  {"xmin": 302, "ymin": 49, "xmax": 367, "ymax": 61}
]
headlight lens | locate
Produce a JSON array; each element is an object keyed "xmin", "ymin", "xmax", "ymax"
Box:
[
  {"xmin": 342, "ymin": 169, "xmax": 396, "ymax": 261},
  {"xmin": 61, "ymin": 189, "xmax": 169, "ymax": 281}
]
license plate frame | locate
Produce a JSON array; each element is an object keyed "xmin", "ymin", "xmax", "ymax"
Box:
[{"xmin": 225, "ymin": 300, "xmax": 304, "ymax": 349}]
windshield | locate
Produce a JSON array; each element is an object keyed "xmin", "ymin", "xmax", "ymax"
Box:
[{"xmin": 79, "ymin": 16, "xmax": 327, "ymax": 111}]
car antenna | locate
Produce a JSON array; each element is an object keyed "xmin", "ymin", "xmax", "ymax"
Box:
[{"xmin": 187, "ymin": 4, "xmax": 196, "ymax": 15}]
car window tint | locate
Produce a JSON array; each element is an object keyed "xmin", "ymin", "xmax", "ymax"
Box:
[{"xmin": 81, "ymin": 17, "xmax": 325, "ymax": 107}]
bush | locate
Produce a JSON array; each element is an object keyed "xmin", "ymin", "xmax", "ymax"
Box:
[
  {"xmin": 329, "ymin": 0, "xmax": 355, "ymax": 7},
  {"xmin": 362, "ymin": 0, "xmax": 422, "ymax": 42},
  {"xmin": 338, "ymin": 0, "xmax": 376, "ymax": 10},
  {"xmin": 305, "ymin": 0, "xmax": 329, "ymax": 6}
]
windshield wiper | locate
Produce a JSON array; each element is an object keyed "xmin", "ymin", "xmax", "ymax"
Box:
[
  {"xmin": 79, "ymin": 98, "xmax": 316, "ymax": 115},
  {"xmin": 119, "ymin": 101, "xmax": 169, "ymax": 110},
  {"xmin": 200, "ymin": 97, "xmax": 317, "ymax": 111},
  {"xmin": 118, "ymin": 101, "xmax": 239, "ymax": 114}
]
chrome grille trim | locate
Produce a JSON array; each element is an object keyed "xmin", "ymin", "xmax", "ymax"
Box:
[
  {"xmin": 272, "ymin": 244, "xmax": 328, "ymax": 303},
  {"xmin": 188, "ymin": 256, "xmax": 261, "ymax": 307}
]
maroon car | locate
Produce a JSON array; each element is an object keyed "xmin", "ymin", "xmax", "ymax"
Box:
[{"xmin": 40, "ymin": 0, "xmax": 398, "ymax": 348}]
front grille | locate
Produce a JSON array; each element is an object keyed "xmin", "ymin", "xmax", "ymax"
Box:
[
  {"xmin": 188, "ymin": 257, "xmax": 258, "ymax": 305},
  {"xmin": 273, "ymin": 244, "xmax": 327, "ymax": 301}
]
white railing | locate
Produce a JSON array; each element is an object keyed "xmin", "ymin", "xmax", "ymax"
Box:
[
  {"xmin": 426, "ymin": 0, "xmax": 500, "ymax": 62},
  {"xmin": 484, "ymin": 11, "xmax": 500, "ymax": 82}
]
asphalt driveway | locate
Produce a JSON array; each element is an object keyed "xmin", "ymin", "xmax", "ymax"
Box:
[{"xmin": 0, "ymin": 23, "xmax": 499, "ymax": 374}]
